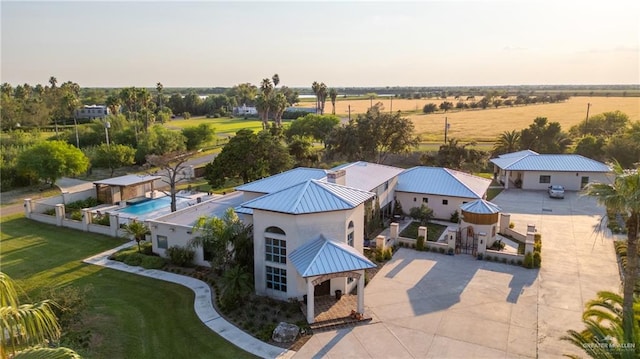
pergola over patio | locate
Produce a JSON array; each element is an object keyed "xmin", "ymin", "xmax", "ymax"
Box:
[
  {"xmin": 289, "ymin": 235, "xmax": 376, "ymax": 324},
  {"xmin": 94, "ymin": 174, "xmax": 161, "ymax": 205}
]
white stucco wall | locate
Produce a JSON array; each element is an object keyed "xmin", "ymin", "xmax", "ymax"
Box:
[
  {"xmin": 395, "ymin": 191, "xmax": 474, "ymax": 221},
  {"xmin": 252, "ymin": 206, "xmax": 365, "ymax": 301},
  {"xmin": 520, "ymin": 171, "xmax": 611, "ymax": 191},
  {"xmin": 148, "ymin": 221, "xmax": 208, "ymax": 266}
]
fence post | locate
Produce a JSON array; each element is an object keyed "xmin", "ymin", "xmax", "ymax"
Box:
[
  {"xmin": 54, "ymin": 204, "xmax": 65, "ymax": 227},
  {"xmin": 499, "ymin": 213, "xmax": 511, "ymax": 234},
  {"xmin": 24, "ymin": 198, "xmax": 33, "ymax": 218}
]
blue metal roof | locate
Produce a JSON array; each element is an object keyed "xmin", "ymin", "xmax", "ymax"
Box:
[
  {"xmin": 460, "ymin": 199, "xmax": 501, "ymax": 214},
  {"xmin": 328, "ymin": 161, "xmax": 405, "ymax": 192},
  {"xmin": 396, "ymin": 167, "xmax": 491, "ymax": 199},
  {"xmin": 289, "ymin": 235, "xmax": 376, "ymax": 277},
  {"xmin": 242, "ymin": 179, "xmax": 375, "ymax": 214},
  {"xmin": 233, "ymin": 206, "xmax": 253, "ymax": 215},
  {"xmin": 235, "ymin": 167, "xmax": 327, "ymax": 194},
  {"xmin": 491, "ymin": 152, "xmax": 610, "ymax": 172}
]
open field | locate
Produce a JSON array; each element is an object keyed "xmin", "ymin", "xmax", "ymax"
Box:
[
  {"xmin": 159, "ymin": 96, "xmax": 638, "ymax": 143},
  {"xmin": 0, "ymin": 214, "xmax": 253, "ymax": 359}
]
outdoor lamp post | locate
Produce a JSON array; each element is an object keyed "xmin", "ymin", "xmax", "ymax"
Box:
[{"xmin": 104, "ymin": 121, "xmax": 111, "ymax": 146}]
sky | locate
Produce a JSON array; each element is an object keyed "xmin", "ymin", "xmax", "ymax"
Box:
[{"xmin": 1, "ymin": 0, "xmax": 638, "ymax": 88}]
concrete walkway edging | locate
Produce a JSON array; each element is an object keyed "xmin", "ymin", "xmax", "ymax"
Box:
[{"xmin": 83, "ymin": 243, "xmax": 296, "ymax": 359}]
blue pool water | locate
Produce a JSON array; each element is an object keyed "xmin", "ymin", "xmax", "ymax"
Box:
[{"xmin": 118, "ymin": 197, "xmax": 173, "ymax": 215}]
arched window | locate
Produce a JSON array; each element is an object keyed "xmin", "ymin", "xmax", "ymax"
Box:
[
  {"xmin": 265, "ymin": 226, "xmax": 285, "ymax": 235},
  {"xmin": 265, "ymin": 226, "xmax": 286, "ymax": 264},
  {"xmin": 347, "ymin": 221, "xmax": 354, "ymax": 247}
]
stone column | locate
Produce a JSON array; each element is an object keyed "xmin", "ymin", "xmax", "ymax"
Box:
[
  {"xmin": 81, "ymin": 208, "xmax": 90, "ymax": 231},
  {"xmin": 306, "ymin": 278, "xmax": 315, "ymax": 324},
  {"xmin": 418, "ymin": 226, "xmax": 427, "ymax": 241},
  {"xmin": 109, "ymin": 213, "xmax": 120, "ymax": 237},
  {"xmin": 499, "ymin": 213, "xmax": 511, "ymax": 234},
  {"xmin": 525, "ymin": 232, "xmax": 535, "ymax": 255},
  {"xmin": 23, "ymin": 198, "xmax": 33, "ymax": 218},
  {"xmin": 357, "ymin": 271, "xmax": 365, "ymax": 314},
  {"xmin": 527, "ymin": 224, "xmax": 536, "ymax": 233},
  {"xmin": 447, "ymin": 228, "xmax": 457, "ymax": 251},
  {"xmin": 390, "ymin": 223, "xmax": 399, "ymax": 239},
  {"xmin": 54, "ymin": 204, "xmax": 65, "ymax": 226},
  {"xmin": 376, "ymin": 235, "xmax": 386, "ymax": 250},
  {"xmin": 477, "ymin": 232, "xmax": 487, "ymax": 256}
]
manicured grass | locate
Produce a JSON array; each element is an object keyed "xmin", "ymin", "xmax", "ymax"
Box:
[
  {"xmin": 0, "ymin": 215, "xmax": 255, "ymax": 359},
  {"xmin": 486, "ymin": 187, "xmax": 504, "ymax": 201},
  {"xmin": 163, "ymin": 116, "xmax": 264, "ymax": 135},
  {"xmin": 399, "ymin": 221, "xmax": 448, "ymax": 241}
]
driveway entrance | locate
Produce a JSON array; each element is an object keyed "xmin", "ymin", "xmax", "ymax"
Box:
[{"xmin": 294, "ymin": 190, "xmax": 620, "ymax": 358}]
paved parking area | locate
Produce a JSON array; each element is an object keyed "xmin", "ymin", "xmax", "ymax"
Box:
[{"xmin": 294, "ymin": 190, "xmax": 620, "ymax": 358}]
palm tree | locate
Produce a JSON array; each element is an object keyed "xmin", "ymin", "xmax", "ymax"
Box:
[
  {"xmin": 311, "ymin": 81, "xmax": 321, "ymax": 114},
  {"xmin": 329, "ymin": 88, "xmax": 338, "ymax": 115},
  {"xmin": 493, "ymin": 130, "xmax": 521, "ymax": 155},
  {"xmin": 122, "ymin": 220, "xmax": 150, "ymax": 252},
  {"xmin": 317, "ymin": 83, "xmax": 328, "ymax": 115},
  {"xmin": 584, "ymin": 162, "xmax": 640, "ymax": 344},
  {"xmin": 563, "ymin": 291, "xmax": 640, "ymax": 358},
  {"xmin": 270, "ymin": 92, "xmax": 288, "ymax": 127},
  {"xmin": 272, "ymin": 74, "xmax": 279, "ymax": 89},
  {"xmin": 255, "ymin": 93, "xmax": 270, "ymax": 130},
  {"xmin": 48, "ymin": 76, "xmax": 57, "ymax": 89},
  {"xmin": 156, "ymin": 82, "xmax": 164, "ymax": 111},
  {"xmin": 0, "ymin": 272, "xmax": 80, "ymax": 359}
]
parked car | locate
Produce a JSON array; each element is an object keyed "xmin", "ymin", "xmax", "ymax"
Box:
[{"xmin": 548, "ymin": 185, "xmax": 565, "ymax": 199}]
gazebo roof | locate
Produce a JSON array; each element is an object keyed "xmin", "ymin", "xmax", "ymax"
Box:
[
  {"xmin": 94, "ymin": 174, "xmax": 161, "ymax": 187},
  {"xmin": 460, "ymin": 199, "xmax": 502, "ymax": 214},
  {"xmin": 289, "ymin": 235, "xmax": 376, "ymax": 278}
]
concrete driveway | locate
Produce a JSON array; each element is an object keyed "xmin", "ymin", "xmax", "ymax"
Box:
[{"xmin": 294, "ymin": 190, "xmax": 620, "ymax": 358}]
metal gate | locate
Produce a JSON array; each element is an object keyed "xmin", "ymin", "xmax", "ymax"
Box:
[{"xmin": 456, "ymin": 228, "xmax": 478, "ymax": 255}]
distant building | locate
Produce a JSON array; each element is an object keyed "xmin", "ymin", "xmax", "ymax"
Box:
[
  {"xmin": 76, "ymin": 105, "xmax": 109, "ymax": 120},
  {"xmin": 232, "ymin": 104, "xmax": 258, "ymax": 116}
]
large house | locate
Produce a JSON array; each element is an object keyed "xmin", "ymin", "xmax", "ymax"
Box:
[
  {"xmin": 146, "ymin": 162, "xmax": 493, "ymax": 321},
  {"xmin": 491, "ymin": 150, "xmax": 611, "ymax": 190},
  {"xmin": 75, "ymin": 105, "xmax": 110, "ymax": 120}
]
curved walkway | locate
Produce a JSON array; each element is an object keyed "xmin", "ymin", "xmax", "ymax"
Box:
[{"xmin": 83, "ymin": 242, "xmax": 296, "ymax": 359}]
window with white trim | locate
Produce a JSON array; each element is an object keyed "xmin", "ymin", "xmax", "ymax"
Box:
[
  {"xmin": 266, "ymin": 266, "xmax": 287, "ymax": 292},
  {"xmin": 539, "ymin": 175, "xmax": 551, "ymax": 184},
  {"xmin": 157, "ymin": 235, "xmax": 168, "ymax": 249}
]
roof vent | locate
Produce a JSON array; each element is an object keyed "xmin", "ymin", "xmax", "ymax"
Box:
[{"xmin": 327, "ymin": 169, "xmax": 346, "ymax": 186}]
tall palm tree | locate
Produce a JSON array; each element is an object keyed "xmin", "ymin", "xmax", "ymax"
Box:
[
  {"xmin": 563, "ymin": 291, "xmax": 640, "ymax": 358},
  {"xmin": 255, "ymin": 93, "xmax": 270, "ymax": 130},
  {"xmin": 317, "ymin": 83, "xmax": 328, "ymax": 115},
  {"xmin": 311, "ymin": 81, "xmax": 321, "ymax": 114},
  {"xmin": 48, "ymin": 76, "xmax": 57, "ymax": 89},
  {"xmin": 122, "ymin": 220, "xmax": 150, "ymax": 252},
  {"xmin": 1, "ymin": 272, "xmax": 80, "ymax": 359},
  {"xmin": 493, "ymin": 130, "xmax": 522, "ymax": 155},
  {"xmin": 272, "ymin": 74, "xmax": 279, "ymax": 89},
  {"xmin": 270, "ymin": 92, "xmax": 288, "ymax": 127},
  {"xmin": 585, "ymin": 162, "xmax": 640, "ymax": 344},
  {"xmin": 156, "ymin": 82, "xmax": 164, "ymax": 111},
  {"xmin": 329, "ymin": 88, "xmax": 338, "ymax": 115}
]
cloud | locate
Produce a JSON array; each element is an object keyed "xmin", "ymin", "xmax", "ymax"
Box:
[
  {"xmin": 503, "ymin": 45, "xmax": 527, "ymax": 51},
  {"xmin": 579, "ymin": 45, "xmax": 640, "ymax": 54}
]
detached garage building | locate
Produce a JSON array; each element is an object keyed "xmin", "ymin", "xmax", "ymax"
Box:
[{"xmin": 491, "ymin": 150, "xmax": 611, "ymax": 190}]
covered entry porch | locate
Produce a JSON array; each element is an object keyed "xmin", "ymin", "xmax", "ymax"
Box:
[{"xmin": 289, "ymin": 235, "xmax": 376, "ymax": 324}]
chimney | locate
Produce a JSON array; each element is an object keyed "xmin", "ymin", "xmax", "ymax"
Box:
[{"xmin": 327, "ymin": 169, "xmax": 346, "ymax": 186}]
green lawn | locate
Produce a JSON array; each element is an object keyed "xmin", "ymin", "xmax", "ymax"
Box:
[
  {"xmin": 399, "ymin": 221, "xmax": 448, "ymax": 241},
  {"xmin": 0, "ymin": 214, "xmax": 255, "ymax": 359},
  {"xmin": 164, "ymin": 116, "xmax": 264, "ymax": 135}
]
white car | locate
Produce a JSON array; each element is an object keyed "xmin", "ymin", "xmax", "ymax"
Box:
[{"xmin": 548, "ymin": 185, "xmax": 565, "ymax": 199}]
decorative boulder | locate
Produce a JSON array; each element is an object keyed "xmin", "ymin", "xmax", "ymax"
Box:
[{"xmin": 272, "ymin": 322, "xmax": 300, "ymax": 343}]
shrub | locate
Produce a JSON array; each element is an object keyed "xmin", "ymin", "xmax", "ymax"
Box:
[
  {"xmin": 123, "ymin": 253, "xmax": 144, "ymax": 266},
  {"xmin": 485, "ymin": 255, "xmax": 491, "ymax": 261},
  {"xmin": 141, "ymin": 255, "xmax": 166, "ymax": 269},
  {"xmin": 502, "ymin": 258, "xmax": 508, "ymax": 264},
  {"xmin": 523, "ymin": 252, "xmax": 534, "ymax": 269},
  {"xmin": 517, "ymin": 259, "xmax": 523, "ymax": 266},
  {"xmin": 44, "ymin": 208, "xmax": 56, "ymax": 216},
  {"xmin": 533, "ymin": 252, "xmax": 541, "ymax": 268},
  {"xmin": 450, "ymin": 210, "xmax": 460, "ymax": 223},
  {"xmin": 477, "ymin": 253, "xmax": 484, "ymax": 260},
  {"xmin": 140, "ymin": 241, "xmax": 153, "ymax": 255},
  {"xmin": 166, "ymin": 245, "xmax": 196, "ymax": 267},
  {"xmin": 447, "ymin": 248, "xmax": 454, "ymax": 255},
  {"xmin": 70, "ymin": 210, "xmax": 82, "ymax": 221},
  {"xmin": 509, "ymin": 222, "xmax": 515, "ymax": 229},
  {"xmin": 416, "ymin": 236, "xmax": 425, "ymax": 251},
  {"xmin": 438, "ymin": 247, "xmax": 445, "ymax": 254},
  {"xmin": 94, "ymin": 214, "xmax": 110, "ymax": 226},
  {"xmin": 383, "ymin": 248, "xmax": 392, "ymax": 260}
]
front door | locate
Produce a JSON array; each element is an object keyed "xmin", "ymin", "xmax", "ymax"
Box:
[
  {"xmin": 581, "ymin": 176, "xmax": 589, "ymax": 189},
  {"xmin": 314, "ymin": 280, "xmax": 330, "ymax": 296}
]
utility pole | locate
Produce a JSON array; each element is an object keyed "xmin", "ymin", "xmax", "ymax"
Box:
[
  {"xmin": 444, "ymin": 117, "xmax": 449, "ymax": 143},
  {"xmin": 390, "ymin": 97, "xmax": 393, "ymax": 113},
  {"xmin": 348, "ymin": 105, "xmax": 351, "ymax": 122},
  {"xmin": 584, "ymin": 102, "xmax": 591, "ymax": 134}
]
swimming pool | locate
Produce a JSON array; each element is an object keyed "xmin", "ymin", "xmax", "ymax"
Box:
[{"xmin": 118, "ymin": 197, "xmax": 174, "ymax": 216}]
